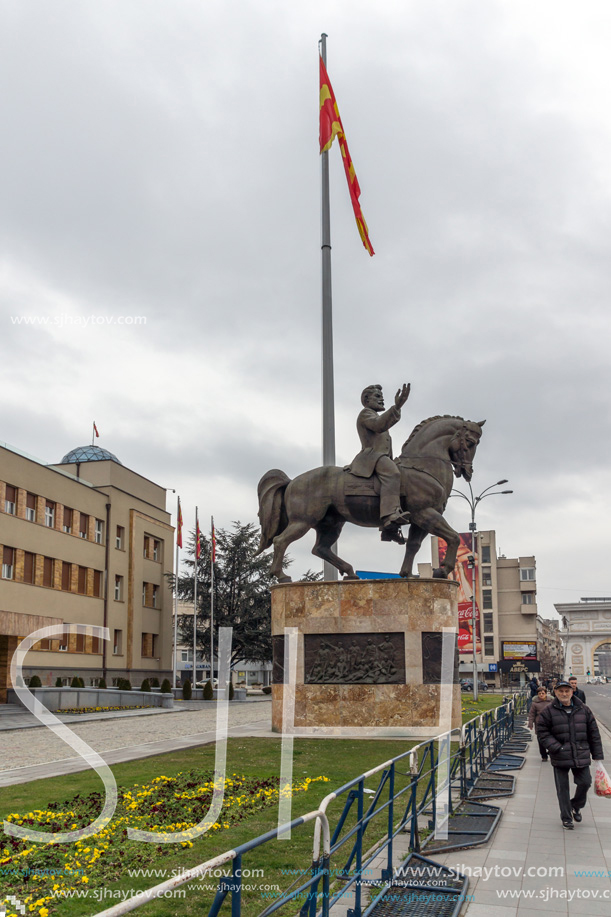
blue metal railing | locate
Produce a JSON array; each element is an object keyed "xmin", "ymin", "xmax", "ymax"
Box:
[{"xmin": 93, "ymin": 691, "xmax": 528, "ymax": 917}]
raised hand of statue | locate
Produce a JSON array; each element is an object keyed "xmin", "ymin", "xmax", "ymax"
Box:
[{"xmin": 395, "ymin": 383, "xmax": 411, "ymax": 410}]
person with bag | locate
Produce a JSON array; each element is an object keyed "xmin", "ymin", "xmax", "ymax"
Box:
[
  {"xmin": 528, "ymin": 686, "xmax": 553, "ymax": 761},
  {"xmin": 536, "ymin": 680, "xmax": 604, "ymax": 829}
]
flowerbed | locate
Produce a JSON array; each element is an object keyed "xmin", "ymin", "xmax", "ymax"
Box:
[
  {"xmin": 1, "ymin": 771, "xmax": 329, "ymax": 916},
  {"xmin": 55, "ymin": 706, "xmax": 156, "ymax": 715}
]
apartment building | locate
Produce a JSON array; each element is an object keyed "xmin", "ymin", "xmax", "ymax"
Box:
[
  {"xmin": 536, "ymin": 615, "xmax": 564, "ymax": 679},
  {"xmin": 0, "ymin": 441, "xmax": 174, "ymax": 700},
  {"xmin": 420, "ymin": 530, "xmax": 543, "ymax": 687}
]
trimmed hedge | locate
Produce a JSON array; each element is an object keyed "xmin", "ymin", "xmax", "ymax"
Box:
[{"xmin": 182, "ymin": 680, "xmax": 192, "ymax": 701}]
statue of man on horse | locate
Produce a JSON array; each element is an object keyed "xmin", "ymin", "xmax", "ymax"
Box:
[{"xmin": 256, "ymin": 383, "xmax": 485, "ymax": 583}]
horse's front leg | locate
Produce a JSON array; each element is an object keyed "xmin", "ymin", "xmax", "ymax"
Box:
[
  {"xmin": 410, "ymin": 509, "xmax": 460, "ymax": 578},
  {"xmin": 399, "ymin": 523, "xmax": 427, "ymax": 578}
]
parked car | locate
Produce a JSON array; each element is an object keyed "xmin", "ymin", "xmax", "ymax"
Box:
[
  {"xmin": 195, "ymin": 678, "xmax": 219, "ymax": 688},
  {"xmin": 460, "ymin": 679, "xmax": 488, "ymax": 692}
]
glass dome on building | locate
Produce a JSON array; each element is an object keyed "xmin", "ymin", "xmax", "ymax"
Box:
[{"xmin": 60, "ymin": 445, "xmax": 122, "ymax": 465}]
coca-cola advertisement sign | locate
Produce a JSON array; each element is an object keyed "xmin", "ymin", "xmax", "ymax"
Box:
[{"xmin": 437, "ymin": 534, "xmax": 481, "ymax": 655}]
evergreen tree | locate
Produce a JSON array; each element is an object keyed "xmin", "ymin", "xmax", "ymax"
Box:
[{"xmin": 177, "ymin": 521, "xmax": 321, "ymax": 669}]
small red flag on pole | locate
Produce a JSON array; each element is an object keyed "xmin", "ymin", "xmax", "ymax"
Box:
[
  {"xmin": 176, "ymin": 498, "xmax": 183, "ymax": 549},
  {"xmin": 93, "ymin": 422, "xmax": 99, "ymax": 438},
  {"xmin": 195, "ymin": 510, "xmax": 201, "ymax": 561},
  {"xmin": 211, "ymin": 517, "xmax": 216, "ymax": 563},
  {"xmin": 319, "ymin": 56, "xmax": 374, "ymax": 256}
]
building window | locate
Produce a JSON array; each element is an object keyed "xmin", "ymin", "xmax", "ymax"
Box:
[
  {"xmin": 116, "ymin": 525, "xmax": 124, "ymax": 550},
  {"xmin": 480, "ymin": 545, "xmax": 491, "ymax": 564},
  {"xmin": 484, "ymin": 636, "xmax": 494, "ymax": 657},
  {"xmin": 26, "ymin": 492, "xmax": 36, "ymax": 521},
  {"xmin": 36, "ymin": 638, "xmax": 51, "ymax": 651},
  {"xmin": 142, "ymin": 582, "xmax": 148, "ymax": 605},
  {"xmin": 113, "ymin": 629, "xmax": 123, "ymax": 655},
  {"xmin": 522, "ymin": 593, "xmax": 536, "ymax": 605},
  {"xmin": 75, "ymin": 633, "xmax": 86, "ymax": 653},
  {"xmin": 482, "ymin": 589, "xmax": 493, "ymax": 609},
  {"xmin": 62, "ymin": 561, "xmax": 71, "ymax": 591},
  {"xmin": 153, "ymin": 540, "xmax": 161, "ymax": 562},
  {"xmin": 79, "ymin": 514, "xmax": 89, "ymax": 539},
  {"xmin": 143, "ymin": 536, "xmax": 150, "ymax": 558},
  {"xmin": 45, "ymin": 501, "xmax": 55, "ymax": 528},
  {"xmin": 181, "ymin": 650, "xmax": 189, "ymax": 662},
  {"xmin": 141, "ymin": 632, "xmax": 154, "ymax": 658},
  {"xmin": 24, "ymin": 551, "xmax": 35, "ymax": 584},
  {"xmin": 520, "ymin": 567, "xmax": 536, "ymax": 581},
  {"xmin": 4, "ymin": 484, "xmax": 16, "ymax": 515},
  {"xmin": 114, "ymin": 575, "xmax": 123, "ymax": 601},
  {"xmin": 2, "ymin": 546, "xmax": 15, "ymax": 580},
  {"xmin": 482, "ymin": 571, "xmax": 492, "ymax": 587},
  {"xmin": 77, "ymin": 566, "xmax": 87, "ymax": 594},
  {"xmin": 93, "ymin": 570, "xmax": 102, "ymax": 597},
  {"xmin": 483, "ymin": 612, "xmax": 494, "ymax": 633},
  {"xmin": 95, "ymin": 519, "xmax": 104, "ymax": 544},
  {"xmin": 58, "ymin": 632, "xmax": 68, "ymax": 651},
  {"xmin": 43, "ymin": 556, "xmax": 53, "ymax": 587},
  {"xmin": 152, "ymin": 584, "xmax": 159, "ymax": 608},
  {"xmin": 63, "ymin": 507, "xmax": 73, "ymax": 534},
  {"xmin": 91, "ymin": 636, "xmax": 101, "ymax": 654}
]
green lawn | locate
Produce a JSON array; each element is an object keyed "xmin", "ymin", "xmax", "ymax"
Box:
[
  {"xmin": 1, "ymin": 693, "xmax": 520, "ymax": 917},
  {"xmin": 461, "ymin": 691, "xmax": 512, "ymax": 722}
]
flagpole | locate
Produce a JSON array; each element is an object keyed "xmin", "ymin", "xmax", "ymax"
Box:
[
  {"xmin": 320, "ymin": 32, "xmax": 338, "ymax": 581},
  {"xmin": 210, "ymin": 516, "xmax": 215, "ymax": 687},
  {"xmin": 92, "ymin": 422, "xmax": 95, "ymax": 447},
  {"xmin": 193, "ymin": 507, "xmax": 198, "ymax": 689},
  {"xmin": 173, "ymin": 496, "xmax": 180, "ymax": 688}
]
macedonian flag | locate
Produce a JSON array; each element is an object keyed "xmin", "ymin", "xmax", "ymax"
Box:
[{"xmin": 319, "ymin": 56, "xmax": 374, "ymax": 256}]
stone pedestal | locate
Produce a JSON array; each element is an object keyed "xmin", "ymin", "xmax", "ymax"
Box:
[{"xmin": 271, "ymin": 578, "xmax": 460, "ymax": 737}]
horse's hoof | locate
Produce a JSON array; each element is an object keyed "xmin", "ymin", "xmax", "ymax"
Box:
[
  {"xmin": 343, "ymin": 572, "xmax": 359, "ymax": 581},
  {"xmin": 276, "ymin": 574, "xmax": 293, "ymax": 584},
  {"xmin": 432, "ymin": 567, "xmax": 448, "ymax": 579}
]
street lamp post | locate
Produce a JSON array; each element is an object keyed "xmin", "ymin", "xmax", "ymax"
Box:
[{"xmin": 451, "ymin": 480, "xmax": 513, "ymax": 701}]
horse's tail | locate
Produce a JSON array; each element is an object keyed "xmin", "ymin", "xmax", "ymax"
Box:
[{"xmin": 256, "ymin": 469, "xmax": 291, "ymax": 554}]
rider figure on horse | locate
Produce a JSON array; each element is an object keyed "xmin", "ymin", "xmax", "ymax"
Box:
[{"xmin": 347, "ymin": 383, "xmax": 411, "ymax": 543}]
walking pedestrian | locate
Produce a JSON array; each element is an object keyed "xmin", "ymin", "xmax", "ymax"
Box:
[
  {"xmin": 528, "ymin": 686, "xmax": 553, "ymax": 761},
  {"xmin": 568, "ymin": 676, "xmax": 586, "ymax": 703},
  {"xmin": 536, "ymin": 680, "xmax": 604, "ymax": 829},
  {"xmin": 528, "ymin": 676, "xmax": 540, "ymax": 697}
]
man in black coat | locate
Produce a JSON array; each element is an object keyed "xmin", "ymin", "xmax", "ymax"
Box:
[
  {"xmin": 537, "ymin": 680, "xmax": 604, "ymax": 829},
  {"xmin": 568, "ymin": 676, "xmax": 586, "ymax": 702}
]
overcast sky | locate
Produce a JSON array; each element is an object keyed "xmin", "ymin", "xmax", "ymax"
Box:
[{"xmin": 2, "ymin": 0, "xmax": 611, "ymax": 619}]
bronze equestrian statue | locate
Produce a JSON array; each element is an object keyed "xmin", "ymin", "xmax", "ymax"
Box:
[{"xmin": 256, "ymin": 383, "xmax": 485, "ymax": 582}]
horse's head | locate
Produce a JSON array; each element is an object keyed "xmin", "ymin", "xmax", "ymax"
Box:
[{"xmin": 449, "ymin": 420, "xmax": 485, "ymax": 481}]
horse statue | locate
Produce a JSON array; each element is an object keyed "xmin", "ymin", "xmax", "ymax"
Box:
[{"xmin": 256, "ymin": 415, "xmax": 485, "ymax": 582}]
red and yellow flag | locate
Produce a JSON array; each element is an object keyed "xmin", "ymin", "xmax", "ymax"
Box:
[
  {"xmin": 211, "ymin": 517, "xmax": 216, "ymax": 564},
  {"xmin": 319, "ymin": 56, "xmax": 374, "ymax": 256},
  {"xmin": 195, "ymin": 511, "xmax": 201, "ymax": 561},
  {"xmin": 176, "ymin": 498, "xmax": 183, "ymax": 549}
]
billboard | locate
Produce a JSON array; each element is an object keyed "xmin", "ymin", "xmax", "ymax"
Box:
[
  {"xmin": 438, "ymin": 533, "xmax": 481, "ymax": 655},
  {"xmin": 501, "ymin": 642, "xmax": 537, "ymax": 661}
]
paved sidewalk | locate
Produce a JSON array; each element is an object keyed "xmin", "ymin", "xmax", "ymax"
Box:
[
  {"xmin": 430, "ymin": 723, "xmax": 611, "ymax": 917},
  {"xmin": 0, "ymin": 696, "xmax": 269, "ymax": 731},
  {"xmin": 0, "ymin": 700, "xmax": 273, "ymax": 785}
]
